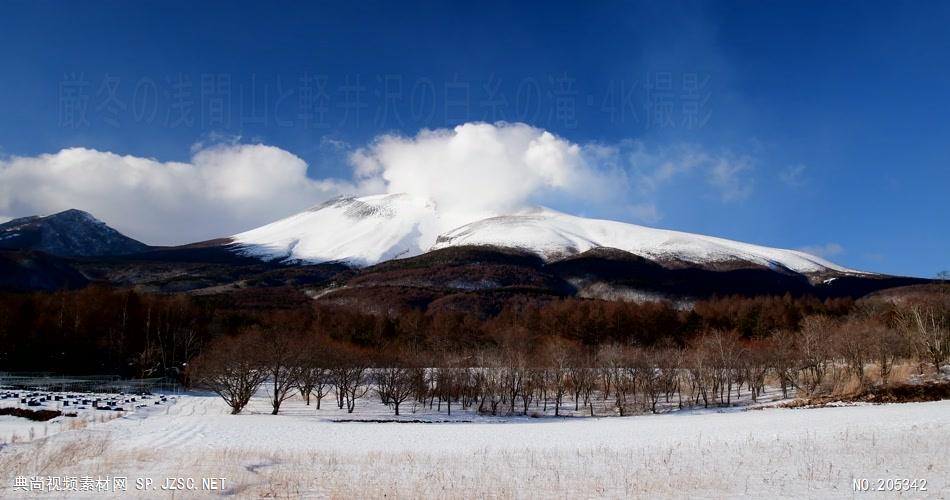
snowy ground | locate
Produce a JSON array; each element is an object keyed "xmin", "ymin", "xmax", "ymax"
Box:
[
  {"xmin": 0, "ymin": 389, "xmax": 947, "ymax": 499},
  {"xmin": 0, "ymin": 390, "xmax": 174, "ymax": 445}
]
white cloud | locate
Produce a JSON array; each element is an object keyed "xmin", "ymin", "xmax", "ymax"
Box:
[
  {"xmin": 798, "ymin": 243, "xmax": 845, "ymax": 258},
  {"xmin": 623, "ymin": 142, "xmax": 754, "ymax": 203},
  {"xmin": 0, "ymin": 144, "xmax": 354, "ymax": 245},
  {"xmin": 349, "ymin": 125, "xmax": 755, "ymax": 231},
  {"xmin": 627, "ymin": 142, "xmax": 707, "ymax": 194},
  {"xmin": 351, "ymin": 122, "xmax": 624, "ymax": 216},
  {"xmin": 780, "ymin": 164, "xmax": 807, "ymax": 188},
  {"xmin": 707, "ymin": 156, "xmax": 754, "ymax": 202},
  {"xmin": 627, "ymin": 203, "xmax": 662, "ymax": 224}
]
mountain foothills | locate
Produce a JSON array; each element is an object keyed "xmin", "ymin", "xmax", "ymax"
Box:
[{"xmin": 0, "ymin": 196, "xmax": 929, "ymax": 302}]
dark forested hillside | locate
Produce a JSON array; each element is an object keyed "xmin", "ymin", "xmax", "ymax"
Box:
[
  {"xmin": 0, "ymin": 282, "xmax": 864, "ymax": 377},
  {"xmin": 0, "ymin": 243, "xmax": 937, "ymax": 377}
]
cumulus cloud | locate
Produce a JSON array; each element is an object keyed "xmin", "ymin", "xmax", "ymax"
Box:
[
  {"xmin": 0, "ymin": 144, "xmax": 352, "ymax": 244},
  {"xmin": 350, "ymin": 124, "xmax": 754, "ymax": 228},
  {"xmin": 798, "ymin": 243, "xmax": 845, "ymax": 258},
  {"xmin": 351, "ymin": 122, "xmax": 625, "ymax": 216}
]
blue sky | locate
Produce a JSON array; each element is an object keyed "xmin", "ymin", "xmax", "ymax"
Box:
[{"xmin": 0, "ymin": 1, "xmax": 948, "ymax": 277}]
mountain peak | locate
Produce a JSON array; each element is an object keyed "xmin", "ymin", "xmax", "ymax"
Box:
[
  {"xmin": 0, "ymin": 209, "xmax": 148, "ymax": 257},
  {"xmin": 232, "ymin": 193, "xmax": 440, "ymax": 266},
  {"xmin": 53, "ymin": 208, "xmax": 95, "ymax": 217},
  {"xmin": 46, "ymin": 208, "xmax": 103, "ymax": 224}
]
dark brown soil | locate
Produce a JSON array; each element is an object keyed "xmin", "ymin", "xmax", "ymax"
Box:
[{"xmin": 0, "ymin": 407, "xmax": 62, "ymax": 421}]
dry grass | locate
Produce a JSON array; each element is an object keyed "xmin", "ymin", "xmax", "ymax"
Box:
[
  {"xmin": 829, "ymin": 369, "xmax": 864, "ymax": 397},
  {"xmin": 61, "ymin": 418, "xmax": 89, "ymax": 432},
  {"xmin": 1, "ymin": 421, "xmax": 946, "ymax": 499},
  {"xmin": 809, "ymin": 361, "xmax": 929, "ymax": 400},
  {"xmin": 887, "ymin": 362, "xmax": 916, "ymax": 385},
  {"xmin": 1, "ymin": 371, "xmax": 946, "ymax": 498},
  {"xmin": 0, "ymin": 433, "xmax": 111, "ymax": 479}
]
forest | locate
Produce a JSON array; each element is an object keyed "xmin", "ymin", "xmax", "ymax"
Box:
[
  {"xmin": 0, "ymin": 285, "xmax": 866, "ymax": 376},
  {"xmin": 0, "ymin": 282, "xmax": 947, "ymax": 419}
]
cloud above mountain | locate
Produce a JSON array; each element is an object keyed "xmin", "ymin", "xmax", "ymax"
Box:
[
  {"xmin": 351, "ymin": 122, "xmax": 626, "ymax": 217},
  {"xmin": 797, "ymin": 242, "xmax": 846, "ymax": 259},
  {"xmin": 0, "ymin": 144, "xmax": 350, "ymax": 244},
  {"xmin": 0, "ymin": 122, "xmax": 755, "ymax": 245},
  {"xmin": 350, "ymin": 123, "xmax": 754, "ymax": 223}
]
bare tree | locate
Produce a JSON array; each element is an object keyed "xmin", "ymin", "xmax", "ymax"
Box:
[
  {"xmin": 256, "ymin": 327, "xmax": 303, "ymax": 415},
  {"xmin": 542, "ymin": 339, "xmax": 572, "ymax": 416},
  {"xmin": 833, "ymin": 318, "xmax": 871, "ymax": 386},
  {"xmin": 476, "ymin": 349, "xmax": 505, "ymax": 416},
  {"xmin": 372, "ymin": 351, "xmax": 419, "ymax": 416},
  {"xmin": 767, "ymin": 329, "xmax": 799, "ymax": 399},
  {"xmin": 331, "ymin": 347, "xmax": 370, "ymax": 414},
  {"xmin": 641, "ymin": 348, "xmax": 664, "ymax": 413},
  {"xmin": 901, "ymin": 304, "xmax": 949, "ymax": 373},
  {"xmin": 297, "ymin": 364, "xmax": 332, "ymax": 408},
  {"xmin": 432, "ymin": 357, "xmax": 458, "ymax": 415},
  {"xmin": 685, "ymin": 338, "xmax": 713, "ymax": 407},
  {"xmin": 189, "ymin": 332, "xmax": 268, "ymax": 414},
  {"xmin": 597, "ymin": 345, "xmax": 624, "ymax": 414},
  {"xmin": 567, "ymin": 353, "xmax": 595, "ymax": 414},
  {"xmin": 866, "ymin": 321, "xmax": 906, "ymax": 386},
  {"xmin": 705, "ymin": 329, "xmax": 744, "ymax": 405},
  {"xmin": 521, "ymin": 366, "xmax": 543, "ymax": 416},
  {"xmin": 295, "ymin": 337, "xmax": 333, "ymax": 409},
  {"xmin": 796, "ymin": 316, "xmax": 835, "ymax": 395},
  {"xmin": 500, "ymin": 349, "xmax": 526, "ymax": 416},
  {"xmin": 742, "ymin": 341, "xmax": 770, "ymax": 402},
  {"xmin": 372, "ymin": 366, "xmax": 416, "ymax": 415}
]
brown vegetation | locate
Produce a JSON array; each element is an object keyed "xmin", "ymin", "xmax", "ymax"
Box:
[
  {"xmin": 784, "ymin": 380, "xmax": 950, "ymax": 407},
  {"xmin": 0, "ymin": 407, "xmax": 62, "ymax": 421},
  {"xmin": 2, "ymin": 283, "xmax": 948, "ymax": 417},
  {"xmin": 186, "ymin": 295, "xmax": 948, "ymax": 416}
]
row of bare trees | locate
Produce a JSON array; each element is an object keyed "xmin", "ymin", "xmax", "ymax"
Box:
[{"xmin": 189, "ymin": 300, "xmax": 950, "ymax": 416}]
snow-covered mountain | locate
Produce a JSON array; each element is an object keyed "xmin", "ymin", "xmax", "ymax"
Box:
[
  {"xmin": 432, "ymin": 208, "xmax": 857, "ymax": 275},
  {"xmin": 231, "ymin": 194, "xmax": 862, "ymax": 276},
  {"xmin": 232, "ymin": 194, "xmax": 441, "ymax": 266},
  {"xmin": 0, "ymin": 209, "xmax": 149, "ymax": 257}
]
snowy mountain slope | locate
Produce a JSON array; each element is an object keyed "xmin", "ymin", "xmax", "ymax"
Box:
[
  {"xmin": 232, "ymin": 194, "xmax": 441, "ymax": 266},
  {"xmin": 0, "ymin": 209, "xmax": 149, "ymax": 257},
  {"xmin": 432, "ymin": 207, "xmax": 860, "ymax": 275},
  {"xmin": 230, "ymin": 193, "xmax": 863, "ymax": 275}
]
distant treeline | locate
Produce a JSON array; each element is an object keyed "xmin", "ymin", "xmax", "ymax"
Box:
[{"xmin": 0, "ymin": 285, "xmax": 863, "ymax": 377}]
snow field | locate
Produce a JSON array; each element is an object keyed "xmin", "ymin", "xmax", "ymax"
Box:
[
  {"xmin": 1, "ymin": 390, "xmax": 947, "ymax": 499},
  {"xmin": 0, "ymin": 391, "xmax": 175, "ymax": 446}
]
